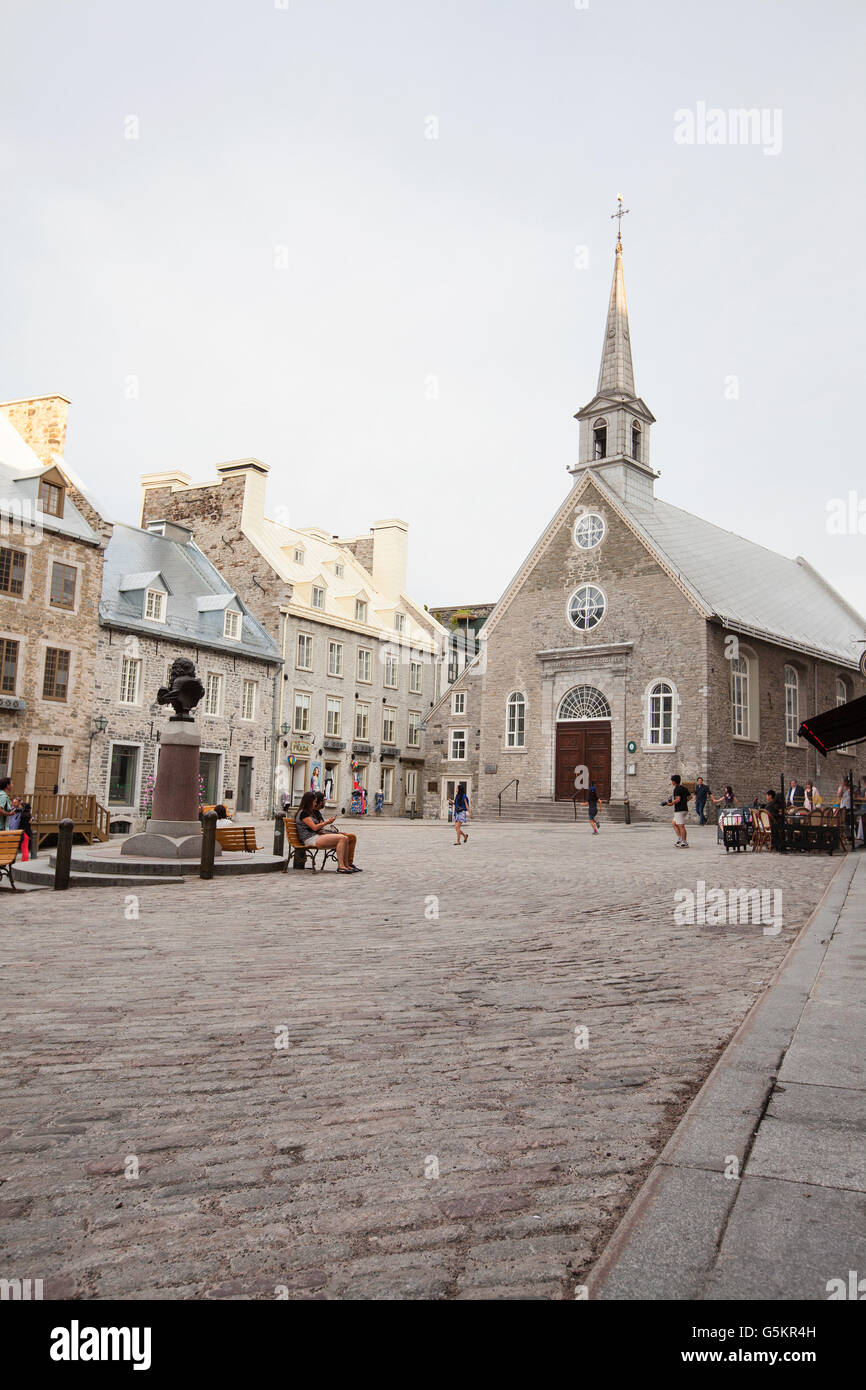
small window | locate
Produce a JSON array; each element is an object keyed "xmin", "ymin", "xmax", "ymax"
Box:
[
  {"xmin": 326, "ymin": 696, "xmax": 342, "ymax": 737},
  {"xmin": 312, "ymin": 585, "xmax": 325, "ymax": 610},
  {"xmin": 631, "ymin": 422, "xmax": 641, "ymax": 462},
  {"xmin": 837, "ymin": 677, "xmax": 849, "ymax": 751},
  {"xmin": 294, "ymin": 548, "xmax": 305, "ymax": 565},
  {"xmin": 297, "ymin": 633, "xmax": 313, "ymax": 670},
  {"xmin": 449, "ymin": 728, "xmax": 467, "ymax": 760},
  {"xmin": 355, "ymin": 702, "xmax": 370, "ymax": 741},
  {"xmin": 50, "ymin": 562, "xmax": 77, "ymax": 610},
  {"xmin": 784, "ymin": 666, "xmax": 799, "ymax": 746},
  {"xmin": 506, "ymin": 691, "xmax": 526, "ymax": 748},
  {"xmin": 1, "ymin": 638, "xmax": 19, "ymax": 694},
  {"xmin": 38, "ymin": 479, "xmax": 64, "ymax": 517},
  {"xmin": 593, "ymin": 420, "xmax": 607, "ymax": 460},
  {"xmin": 384, "ymin": 653, "xmax": 398, "ymax": 688},
  {"xmin": 335, "ymin": 562, "xmax": 344, "ymax": 578},
  {"xmin": 408, "ymin": 711, "xmax": 422, "ymax": 747},
  {"xmin": 573, "ymin": 514, "xmax": 605, "ymax": 550},
  {"xmin": 0, "ymin": 547, "xmax": 26, "ymax": 597},
  {"xmin": 731, "ymin": 656, "xmax": 750, "ymax": 739},
  {"xmin": 328, "ymin": 641, "xmax": 343, "ymax": 677},
  {"xmin": 355, "ymin": 599, "xmax": 368, "ymax": 624},
  {"xmin": 223, "ymin": 609, "xmax": 242, "ymax": 640},
  {"xmin": 241, "ymin": 679, "xmax": 257, "ymax": 721},
  {"xmin": 648, "ymin": 680, "xmax": 674, "ymax": 746},
  {"xmin": 394, "ymin": 612, "xmax": 406, "ymax": 633},
  {"xmin": 357, "ymin": 648, "xmax": 372, "ymax": 683},
  {"xmin": 145, "ymin": 589, "xmax": 166, "ymax": 623},
  {"xmin": 204, "ymin": 672, "xmax": 223, "ymax": 716},
  {"xmin": 120, "ymin": 656, "xmax": 141, "ymax": 706},
  {"xmin": 382, "ymin": 706, "xmax": 397, "ymax": 744},
  {"xmin": 43, "ymin": 647, "xmax": 70, "ymax": 701},
  {"xmin": 293, "ymin": 691, "xmax": 311, "ymax": 733},
  {"xmin": 568, "ymin": 584, "xmax": 606, "ymax": 631},
  {"xmin": 410, "ymin": 661, "xmax": 423, "ymax": 695},
  {"xmin": 452, "ymin": 691, "xmax": 466, "ymax": 715}
]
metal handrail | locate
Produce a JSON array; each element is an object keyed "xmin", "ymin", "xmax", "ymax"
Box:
[{"xmin": 497, "ymin": 778, "xmax": 519, "ymax": 816}]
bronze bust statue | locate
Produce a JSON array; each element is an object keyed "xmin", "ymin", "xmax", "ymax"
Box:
[{"xmin": 157, "ymin": 658, "xmax": 206, "ymax": 721}]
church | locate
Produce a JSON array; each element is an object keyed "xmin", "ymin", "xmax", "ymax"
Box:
[{"xmin": 423, "ymin": 225, "xmax": 866, "ymax": 821}]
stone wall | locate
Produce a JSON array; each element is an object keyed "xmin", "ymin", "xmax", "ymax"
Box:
[{"xmin": 1, "ymin": 395, "xmax": 69, "ymax": 464}]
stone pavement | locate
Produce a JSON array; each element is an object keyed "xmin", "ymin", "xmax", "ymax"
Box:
[
  {"xmin": 587, "ymin": 850, "xmax": 866, "ymax": 1301},
  {"xmin": 0, "ymin": 822, "xmax": 846, "ymax": 1300}
]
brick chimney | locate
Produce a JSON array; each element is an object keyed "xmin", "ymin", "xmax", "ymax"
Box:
[{"xmin": 0, "ymin": 394, "xmax": 70, "ymax": 464}]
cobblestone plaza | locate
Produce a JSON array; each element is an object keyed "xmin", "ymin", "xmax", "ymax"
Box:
[{"xmin": 0, "ymin": 822, "xmax": 841, "ymax": 1300}]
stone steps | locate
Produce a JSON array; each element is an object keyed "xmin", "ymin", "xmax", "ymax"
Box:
[{"xmin": 480, "ymin": 799, "xmax": 635, "ymax": 824}]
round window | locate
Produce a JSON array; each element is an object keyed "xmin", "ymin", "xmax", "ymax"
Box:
[
  {"xmin": 573, "ymin": 512, "xmax": 605, "ymax": 549},
  {"xmin": 568, "ymin": 584, "xmax": 606, "ymax": 631}
]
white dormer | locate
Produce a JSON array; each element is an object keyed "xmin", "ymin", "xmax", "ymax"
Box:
[
  {"xmin": 223, "ymin": 608, "xmax": 242, "ymax": 639},
  {"xmin": 146, "ymin": 588, "xmax": 166, "ymax": 622},
  {"xmin": 118, "ymin": 570, "xmax": 170, "ymax": 623}
]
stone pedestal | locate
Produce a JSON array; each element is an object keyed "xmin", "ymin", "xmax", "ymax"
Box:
[{"xmin": 122, "ymin": 719, "xmax": 220, "ymax": 858}]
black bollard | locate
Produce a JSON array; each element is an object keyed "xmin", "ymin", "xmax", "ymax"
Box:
[
  {"xmin": 273, "ymin": 812, "xmax": 285, "ymax": 858},
  {"xmin": 54, "ymin": 817, "xmax": 74, "ymax": 890},
  {"xmin": 200, "ymin": 809, "xmax": 217, "ymax": 880}
]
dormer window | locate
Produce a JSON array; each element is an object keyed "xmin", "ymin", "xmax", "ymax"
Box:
[
  {"xmin": 145, "ymin": 589, "xmax": 166, "ymax": 623},
  {"xmin": 335, "ymin": 562, "xmax": 344, "ymax": 578},
  {"xmin": 632, "ymin": 421, "xmax": 641, "ymax": 461},
  {"xmin": 355, "ymin": 599, "xmax": 368, "ymax": 623},
  {"xmin": 223, "ymin": 608, "xmax": 242, "ymax": 640},
  {"xmin": 294, "ymin": 548, "xmax": 305, "ymax": 565},
  {"xmin": 38, "ymin": 479, "xmax": 65, "ymax": 517},
  {"xmin": 394, "ymin": 612, "xmax": 406, "ymax": 634},
  {"xmin": 312, "ymin": 585, "xmax": 325, "ymax": 611},
  {"xmin": 593, "ymin": 419, "xmax": 607, "ymax": 460}
]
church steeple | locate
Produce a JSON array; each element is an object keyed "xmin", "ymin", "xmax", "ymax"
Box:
[
  {"xmin": 571, "ymin": 201, "xmax": 657, "ymax": 507},
  {"xmin": 597, "ymin": 236, "xmax": 635, "ymax": 397}
]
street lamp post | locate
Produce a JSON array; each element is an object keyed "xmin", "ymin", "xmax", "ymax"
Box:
[{"xmin": 85, "ymin": 715, "xmax": 108, "ymax": 797}]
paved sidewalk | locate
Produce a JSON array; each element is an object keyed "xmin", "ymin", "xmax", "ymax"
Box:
[{"xmin": 586, "ymin": 852, "xmax": 866, "ymax": 1301}]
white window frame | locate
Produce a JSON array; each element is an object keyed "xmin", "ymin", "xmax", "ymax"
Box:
[
  {"xmin": 145, "ymin": 588, "xmax": 166, "ymax": 623},
  {"xmin": 293, "ymin": 548, "xmax": 305, "ymax": 565},
  {"xmin": 296, "ymin": 633, "xmax": 313, "ymax": 670},
  {"xmin": 836, "ymin": 678, "xmax": 849, "ymax": 751},
  {"xmin": 204, "ymin": 671, "xmax": 223, "ymax": 717},
  {"xmin": 394, "ymin": 612, "xmax": 406, "ymax": 634},
  {"xmin": 355, "ymin": 701, "xmax": 370, "ymax": 741},
  {"xmin": 382, "ymin": 705, "xmax": 397, "ymax": 744},
  {"xmin": 450, "ymin": 728, "xmax": 467, "ymax": 761},
  {"xmin": 326, "ymin": 696, "xmax": 342, "ymax": 738},
  {"xmin": 407, "ymin": 710, "xmax": 421, "ymax": 748},
  {"xmin": 380, "ymin": 765, "xmax": 394, "ymax": 803},
  {"xmin": 312, "ymin": 585, "xmax": 325, "ymax": 611},
  {"xmin": 223, "ymin": 608, "xmax": 242, "ymax": 640},
  {"xmin": 452, "ymin": 690, "xmax": 466, "ymax": 715},
  {"xmin": 409, "ymin": 660, "xmax": 423, "ymax": 695},
  {"xmin": 785, "ymin": 666, "xmax": 799, "ymax": 746},
  {"xmin": 293, "ymin": 690, "xmax": 312, "ymax": 734},
  {"xmin": 328, "ymin": 640, "xmax": 344, "ymax": 677},
  {"xmin": 731, "ymin": 655, "xmax": 751, "ymax": 740},
  {"xmin": 567, "ymin": 584, "xmax": 607, "ymax": 632},
  {"xmin": 357, "ymin": 647, "xmax": 372, "ymax": 683},
  {"xmin": 384, "ymin": 652, "xmax": 398, "ymax": 688},
  {"xmin": 335, "ymin": 561, "xmax": 344, "ymax": 578},
  {"xmin": 506, "ymin": 691, "xmax": 526, "ymax": 748},
  {"xmin": 241, "ymin": 678, "xmax": 257, "ymax": 722},
  {"xmin": 355, "ymin": 599, "xmax": 368, "ymax": 624},
  {"xmin": 119, "ymin": 655, "xmax": 141, "ymax": 707},
  {"xmin": 573, "ymin": 512, "xmax": 606, "ymax": 550},
  {"xmin": 646, "ymin": 679, "xmax": 676, "ymax": 748}
]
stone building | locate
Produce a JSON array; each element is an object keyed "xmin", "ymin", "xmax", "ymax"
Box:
[
  {"xmin": 0, "ymin": 396, "xmax": 110, "ymax": 798},
  {"xmin": 423, "ymin": 233, "xmax": 866, "ymax": 820},
  {"xmin": 94, "ymin": 521, "xmax": 280, "ymax": 827},
  {"xmin": 139, "ymin": 461, "xmax": 446, "ymax": 815}
]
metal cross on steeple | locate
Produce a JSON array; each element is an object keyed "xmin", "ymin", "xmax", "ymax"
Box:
[{"xmin": 610, "ymin": 195, "xmax": 629, "ymax": 246}]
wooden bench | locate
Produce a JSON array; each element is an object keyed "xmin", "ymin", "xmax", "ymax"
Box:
[
  {"xmin": 214, "ymin": 826, "xmax": 261, "ymax": 853},
  {"xmin": 284, "ymin": 816, "xmax": 337, "ymax": 872},
  {"xmin": 0, "ymin": 830, "xmax": 24, "ymax": 890}
]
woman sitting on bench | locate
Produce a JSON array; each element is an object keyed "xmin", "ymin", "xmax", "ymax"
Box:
[{"xmin": 296, "ymin": 791, "xmax": 361, "ymax": 874}]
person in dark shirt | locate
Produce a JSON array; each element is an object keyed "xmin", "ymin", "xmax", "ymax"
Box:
[
  {"xmin": 694, "ymin": 777, "xmax": 710, "ymax": 825},
  {"xmin": 764, "ymin": 789, "xmax": 784, "ymax": 850},
  {"xmin": 663, "ymin": 774, "xmax": 691, "ymax": 848},
  {"xmin": 587, "ymin": 784, "xmax": 601, "ymax": 834}
]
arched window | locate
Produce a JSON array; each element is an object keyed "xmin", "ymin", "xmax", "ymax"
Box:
[
  {"xmin": 631, "ymin": 421, "xmax": 641, "ymax": 462},
  {"xmin": 593, "ymin": 418, "xmax": 607, "ymax": 460},
  {"xmin": 731, "ymin": 654, "xmax": 751, "ymax": 739},
  {"xmin": 784, "ymin": 666, "xmax": 799, "ymax": 745},
  {"xmin": 837, "ymin": 677, "xmax": 849, "ymax": 751},
  {"xmin": 506, "ymin": 691, "xmax": 526, "ymax": 748},
  {"xmin": 557, "ymin": 686, "xmax": 611, "ymax": 721},
  {"xmin": 647, "ymin": 680, "xmax": 675, "ymax": 746},
  {"xmin": 567, "ymin": 584, "xmax": 606, "ymax": 632},
  {"xmin": 573, "ymin": 512, "xmax": 606, "ymax": 549}
]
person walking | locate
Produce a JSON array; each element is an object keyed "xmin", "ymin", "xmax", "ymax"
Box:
[
  {"xmin": 587, "ymin": 784, "xmax": 601, "ymax": 834},
  {"xmin": 663, "ymin": 774, "xmax": 691, "ymax": 847},
  {"xmin": 694, "ymin": 776, "xmax": 710, "ymax": 825},
  {"xmin": 453, "ymin": 783, "xmax": 471, "ymax": 845}
]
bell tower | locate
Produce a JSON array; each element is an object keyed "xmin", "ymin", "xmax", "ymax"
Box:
[{"xmin": 571, "ymin": 200, "xmax": 657, "ymax": 509}]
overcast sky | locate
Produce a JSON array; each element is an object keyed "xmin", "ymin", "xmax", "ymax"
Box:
[{"xmin": 2, "ymin": 0, "xmax": 864, "ymax": 631}]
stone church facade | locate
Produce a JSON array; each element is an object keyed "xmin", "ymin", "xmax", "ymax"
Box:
[{"xmin": 424, "ymin": 234, "xmax": 865, "ymax": 820}]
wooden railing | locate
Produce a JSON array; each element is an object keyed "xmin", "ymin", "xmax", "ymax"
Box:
[{"xmin": 28, "ymin": 793, "xmax": 111, "ymax": 849}]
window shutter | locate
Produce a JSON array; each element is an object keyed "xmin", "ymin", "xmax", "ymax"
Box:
[{"xmin": 11, "ymin": 739, "xmax": 29, "ymax": 790}]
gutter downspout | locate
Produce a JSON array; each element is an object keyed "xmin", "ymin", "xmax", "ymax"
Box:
[{"xmin": 269, "ymin": 609, "xmax": 286, "ymax": 814}]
